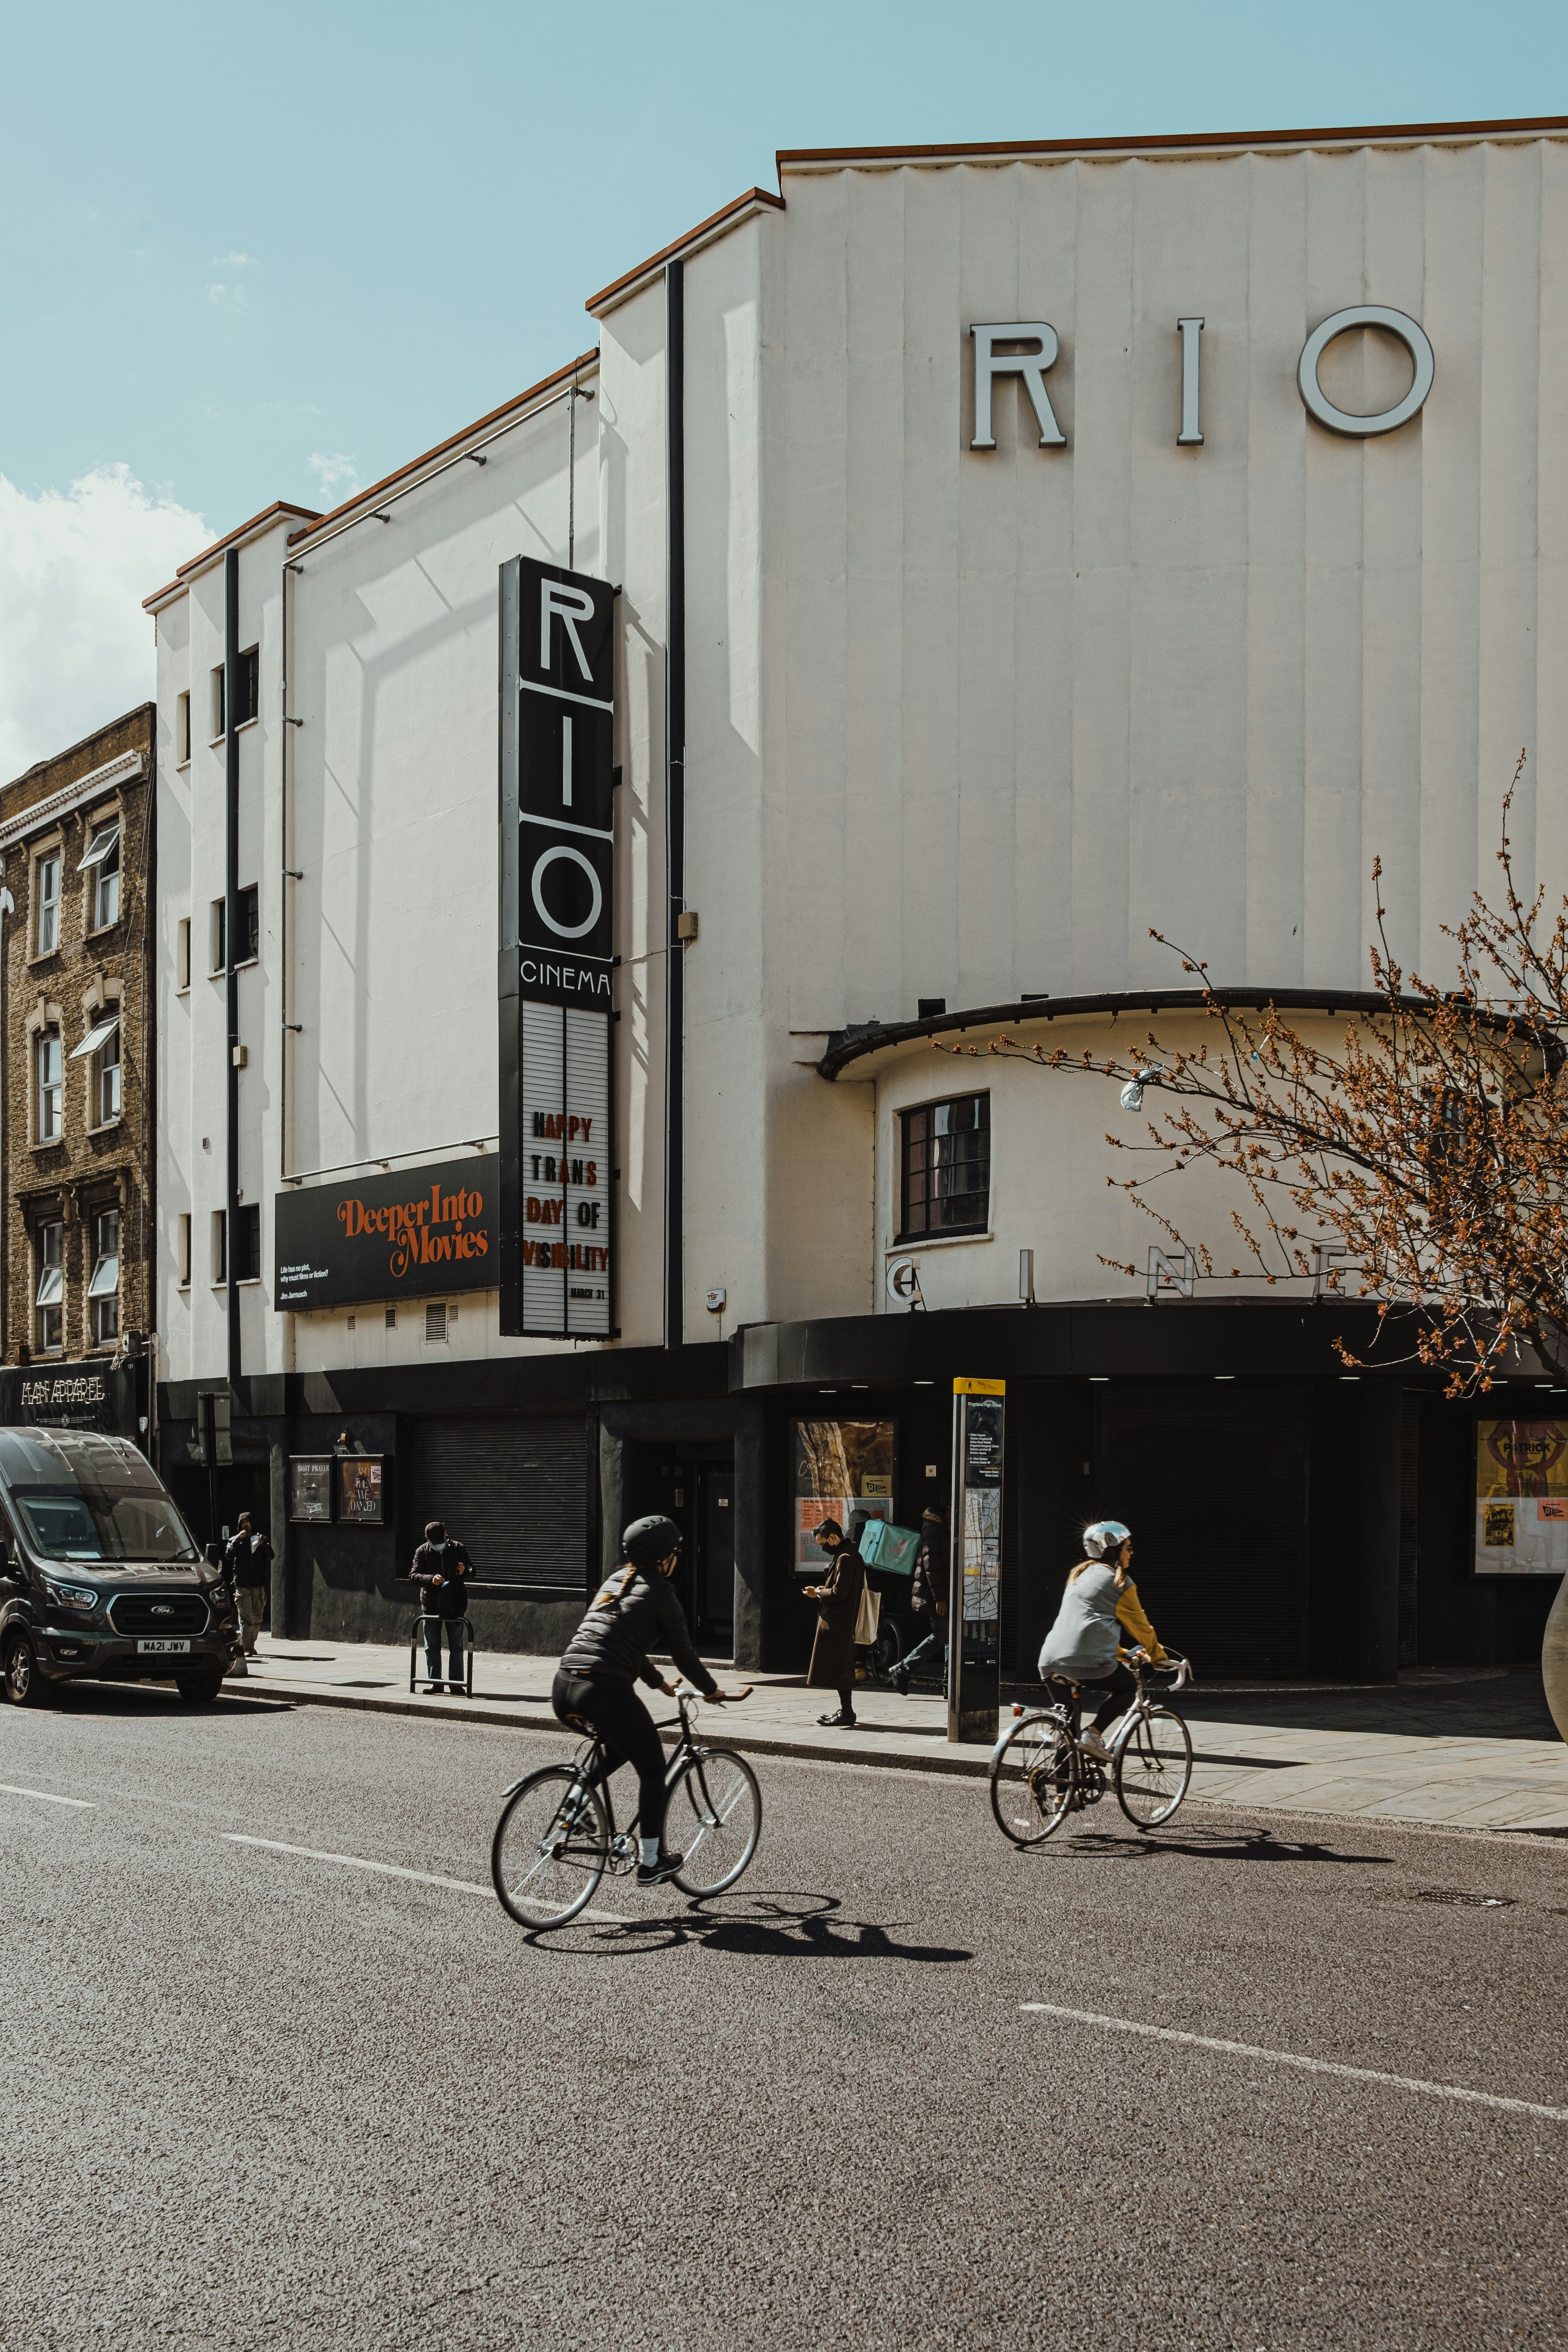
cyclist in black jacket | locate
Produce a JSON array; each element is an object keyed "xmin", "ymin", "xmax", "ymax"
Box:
[{"xmin": 554, "ymin": 1515, "xmax": 737, "ymax": 1884}]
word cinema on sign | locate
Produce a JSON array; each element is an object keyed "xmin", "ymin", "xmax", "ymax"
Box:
[{"xmin": 498, "ymin": 554, "xmax": 616, "ymax": 1337}]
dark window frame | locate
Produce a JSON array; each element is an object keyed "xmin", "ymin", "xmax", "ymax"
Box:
[{"xmin": 897, "ymin": 1091, "xmax": 991, "ymax": 1243}]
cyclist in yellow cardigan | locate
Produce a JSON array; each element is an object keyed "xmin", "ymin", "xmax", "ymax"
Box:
[{"xmin": 1037, "ymin": 1520, "xmax": 1169, "ymax": 1761}]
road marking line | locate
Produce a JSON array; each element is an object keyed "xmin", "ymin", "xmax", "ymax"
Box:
[
  {"xmin": 0, "ymin": 1782, "xmax": 94, "ymax": 1808},
  {"xmin": 222, "ymin": 1833, "xmax": 632, "ymax": 1925},
  {"xmin": 1020, "ymin": 2003, "xmax": 1568, "ymax": 2123},
  {"xmin": 224, "ymin": 1833, "xmax": 493, "ymax": 1897}
]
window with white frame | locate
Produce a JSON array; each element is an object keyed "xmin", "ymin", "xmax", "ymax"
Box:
[
  {"xmin": 176, "ymin": 918, "xmax": 191, "ymax": 991},
  {"xmin": 36, "ymin": 1027, "xmax": 62, "ymax": 1142},
  {"xmin": 176, "ymin": 691, "xmax": 191, "ymax": 764},
  {"xmin": 35, "ymin": 1222, "xmax": 63, "ymax": 1354},
  {"xmin": 35, "ymin": 851, "xmax": 60, "ymax": 955},
  {"xmin": 178, "ymin": 1212, "xmax": 192, "ymax": 1288},
  {"xmin": 82, "ymin": 817, "xmax": 120, "ymax": 930},
  {"xmin": 89, "ymin": 1209, "xmax": 119, "ymax": 1344},
  {"xmin": 210, "ymin": 665, "xmax": 225, "ymax": 741},
  {"xmin": 97, "ymin": 1021, "xmax": 120, "ymax": 1124},
  {"xmin": 72, "ymin": 1008, "xmax": 120, "ymax": 1127}
]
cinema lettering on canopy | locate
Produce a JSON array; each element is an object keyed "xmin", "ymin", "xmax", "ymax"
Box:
[{"xmin": 150, "ymin": 116, "xmax": 1568, "ymax": 1678}]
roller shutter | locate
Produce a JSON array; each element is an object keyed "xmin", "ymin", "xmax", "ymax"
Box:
[
  {"xmin": 410, "ymin": 1416, "xmax": 587, "ymax": 1589},
  {"xmin": 1096, "ymin": 1387, "xmax": 1310, "ymax": 1676}
]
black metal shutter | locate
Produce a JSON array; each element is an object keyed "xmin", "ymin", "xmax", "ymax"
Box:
[
  {"xmin": 1096, "ymin": 1387, "xmax": 1310, "ymax": 1676},
  {"xmin": 410, "ymin": 1416, "xmax": 586, "ymax": 1589}
]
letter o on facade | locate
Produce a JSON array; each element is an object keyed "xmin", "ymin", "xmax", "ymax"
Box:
[
  {"xmin": 1296, "ymin": 306, "xmax": 1435, "ymax": 438},
  {"xmin": 530, "ymin": 842, "xmax": 603, "ymax": 940}
]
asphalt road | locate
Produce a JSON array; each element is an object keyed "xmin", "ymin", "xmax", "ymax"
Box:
[{"xmin": 3, "ymin": 1685, "xmax": 1566, "ymax": 2352}]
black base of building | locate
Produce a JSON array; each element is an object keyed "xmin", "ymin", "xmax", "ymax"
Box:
[{"xmin": 156, "ymin": 1303, "xmax": 1562, "ymax": 1683}]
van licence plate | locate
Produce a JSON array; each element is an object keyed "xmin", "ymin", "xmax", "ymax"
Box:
[{"xmin": 136, "ymin": 1638, "xmax": 191, "ymax": 1656}]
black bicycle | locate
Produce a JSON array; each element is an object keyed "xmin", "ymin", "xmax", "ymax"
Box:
[{"xmin": 491, "ymin": 1687, "xmax": 762, "ymax": 1928}]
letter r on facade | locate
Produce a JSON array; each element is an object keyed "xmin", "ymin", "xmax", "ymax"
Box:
[
  {"xmin": 539, "ymin": 579, "xmax": 597, "ymax": 680},
  {"xmin": 970, "ymin": 324, "xmax": 1066, "ymax": 449}
]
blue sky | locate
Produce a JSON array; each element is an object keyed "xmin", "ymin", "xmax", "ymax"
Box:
[{"xmin": 0, "ymin": 0, "xmax": 1565, "ymax": 772}]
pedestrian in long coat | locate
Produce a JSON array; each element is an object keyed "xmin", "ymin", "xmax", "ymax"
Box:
[{"xmin": 803, "ymin": 1516, "xmax": 866, "ymax": 1729}]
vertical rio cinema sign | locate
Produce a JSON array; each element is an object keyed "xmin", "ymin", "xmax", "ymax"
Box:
[{"xmin": 498, "ymin": 556, "xmax": 616, "ymax": 1337}]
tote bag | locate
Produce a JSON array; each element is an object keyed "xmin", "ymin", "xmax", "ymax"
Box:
[{"xmin": 854, "ymin": 1583, "xmax": 881, "ymax": 1646}]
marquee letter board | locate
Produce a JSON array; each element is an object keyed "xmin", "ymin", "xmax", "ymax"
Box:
[{"xmin": 499, "ymin": 555, "xmax": 615, "ymax": 1336}]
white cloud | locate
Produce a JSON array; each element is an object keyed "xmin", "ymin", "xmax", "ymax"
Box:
[
  {"xmin": 204, "ymin": 282, "xmax": 247, "ymax": 309},
  {"xmin": 213, "ymin": 251, "xmax": 255, "ymax": 267},
  {"xmin": 0, "ymin": 463, "xmax": 205, "ymax": 782},
  {"xmin": 308, "ymin": 451, "xmax": 359, "ymax": 498}
]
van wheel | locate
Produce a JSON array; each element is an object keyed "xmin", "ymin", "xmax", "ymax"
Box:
[
  {"xmin": 3, "ymin": 1632, "xmax": 50, "ymax": 1707},
  {"xmin": 175, "ymin": 1670, "xmax": 224, "ymax": 1706}
]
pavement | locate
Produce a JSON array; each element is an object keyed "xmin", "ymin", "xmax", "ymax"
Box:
[
  {"xmin": 3, "ymin": 1684, "xmax": 1566, "ymax": 2350},
  {"xmin": 227, "ymin": 1631, "xmax": 1568, "ymax": 1837}
]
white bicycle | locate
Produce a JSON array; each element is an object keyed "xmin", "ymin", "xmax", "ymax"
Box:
[{"xmin": 989, "ymin": 1655, "xmax": 1196, "ymax": 1845}]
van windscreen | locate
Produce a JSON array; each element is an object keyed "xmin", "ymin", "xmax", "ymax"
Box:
[{"xmin": 10, "ymin": 1486, "xmax": 198, "ymax": 1563}]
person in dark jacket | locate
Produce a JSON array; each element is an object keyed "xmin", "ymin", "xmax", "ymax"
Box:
[
  {"xmin": 409, "ymin": 1520, "xmax": 473, "ymax": 1692},
  {"xmin": 894, "ymin": 1500, "xmax": 949, "ymax": 1695},
  {"xmin": 802, "ymin": 1516, "xmax": 866, "ymax": 1728},
  {"xmin": 222, "ymin": 1513, "xmax": 274, "ymax": 1677},
  {"xmin": 555, "ymin": 1514, "xmax": 738, "ymax": 1884}
]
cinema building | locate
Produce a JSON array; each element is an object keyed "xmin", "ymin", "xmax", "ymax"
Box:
[{"xmin": 148, "ymin": 117, "xmax": 1568, "ymax": 1681}]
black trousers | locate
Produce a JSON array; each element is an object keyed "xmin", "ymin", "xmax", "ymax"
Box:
[
  {"xmin": 553, "ymin": 1670, "xmax": 668, "ymax": 1842},
  {"xmin": 1079, "ymin": 1659, "xmax": 1140, "ymax": 1733}
]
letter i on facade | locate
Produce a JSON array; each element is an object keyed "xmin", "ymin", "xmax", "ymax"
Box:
[{"xmin": 1177, "ymin": 319, "xmax": 1204, "ymax": 447}]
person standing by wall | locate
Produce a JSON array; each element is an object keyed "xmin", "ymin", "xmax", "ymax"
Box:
[
  {"xmin": 222, "ymin": 1511, "xmax": 273, "ymax": 1677},
  {"xmin": 409, "ymin": 1519, "xmax": 473, "ymax": 1692},
  {"xmin": 895, "ymin": 1499, "xmax": 949, "ymax": 1695},
  {"xmin": 803, "ymin": 1516, "xmax": 866, "ymax": 1729}
]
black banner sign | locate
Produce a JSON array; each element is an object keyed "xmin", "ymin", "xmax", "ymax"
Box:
[
  {"xmin": 0, "ymin": 1358, "xmax": 145, "ymax": 1441},
  {"xmin": 275, "ymin": 1155, "xmax": 500, "ymax": 1312},
  {"xmin": 500, "ymin": 555, "xmax": 616, "ymax": 1335}
]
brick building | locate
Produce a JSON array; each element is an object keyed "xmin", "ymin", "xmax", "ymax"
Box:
[{"xmin": 0, "ymin": 706, "xmax": 155, "ymax": 1413}]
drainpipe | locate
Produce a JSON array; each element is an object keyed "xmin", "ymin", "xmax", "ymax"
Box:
[
  {"xmin": 664, "ymin": 257, "xmax": 685, "ymax": 1353},
  {"xmin": 224, "ymin": 549, "xmax": 242, "ymax": 1388}
]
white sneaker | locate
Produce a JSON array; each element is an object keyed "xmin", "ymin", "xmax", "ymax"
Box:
[{"xmin": 1077, "ymin": 1729, "xmax": 1112, "ymax": 1761}]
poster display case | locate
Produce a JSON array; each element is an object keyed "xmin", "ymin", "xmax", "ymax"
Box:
[
  {"xmin": 790, "ymin": 1418, "xmax": 896, "ymax": 1573},
  {"xmin": 336, "ymin": 1456, "xmax": 387, "ymax": 1527},
  {"xmin": 1474, "ymin": 1417, "xmax": 1568, "ymax": 1574},
  {"xmin": 288, "ymin": 1457, "xmax": 334, "ymax": 1524}
]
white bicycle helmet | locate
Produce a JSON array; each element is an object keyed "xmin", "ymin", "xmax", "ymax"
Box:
[{"xmin": 1083, "ymin": 1519, "xmax": 1131, "ymax": 1559}]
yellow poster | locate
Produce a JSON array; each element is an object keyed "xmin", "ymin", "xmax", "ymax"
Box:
[{"xmin": 1475, "ymin": 1419, "xmax": 1568, "ymax": 1576}]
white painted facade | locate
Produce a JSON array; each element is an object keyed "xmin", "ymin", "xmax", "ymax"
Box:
[{"xmin": 149, "ymin": 123, "xmax": 1568, "ymax": 1382}]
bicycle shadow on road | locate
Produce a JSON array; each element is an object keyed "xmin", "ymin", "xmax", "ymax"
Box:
[
  {"xmin": 1024, "ymin": 1822, "xmax": 1395, "ymax": 1870},
  {"xmin": 535, "ymin": 1888, "xmax": 974, "ymax": 1963}
]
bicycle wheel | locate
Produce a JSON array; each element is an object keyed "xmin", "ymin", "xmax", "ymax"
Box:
[
  {"xmin": 1114, "ymin": 1707, "xmax": 1193, "ymax": 1829},
  {"xmin": 668, "ymin": 1749, "xmax": 762, "ymax": 1896},
  {"xmin": 989, "ymin": 1711, "xmax": 1075, "ymax": 1847},
  {"xmin": 492, "ymin": 1766, "xmax": 608, "ymax": 1927}
]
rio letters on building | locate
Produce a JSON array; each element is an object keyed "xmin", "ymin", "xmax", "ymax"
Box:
[
  {"xmin": 498, "ymin": 556, "xmax": 616, "ymax": 1337},
  {"xmin": 274, "ymin": 1155, "xmax": 501, "ymax": 1312}
]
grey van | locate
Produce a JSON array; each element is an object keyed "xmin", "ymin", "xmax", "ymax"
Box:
[{"xmin": 0, "ymin": 1427, "xmax": 237, "ymax": 1707}]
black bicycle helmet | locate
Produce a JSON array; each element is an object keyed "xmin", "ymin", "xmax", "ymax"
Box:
[{"xmin": 621, "ymin": 1513, "xmax": 684, "ymax": 1568}]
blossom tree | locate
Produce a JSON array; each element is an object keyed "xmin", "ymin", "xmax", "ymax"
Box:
[{"xmin": 943, "ymin": 757, "xmax": 1568, "ymax": 1396}]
